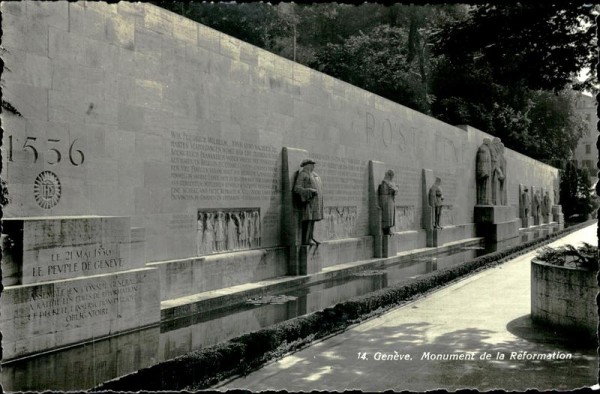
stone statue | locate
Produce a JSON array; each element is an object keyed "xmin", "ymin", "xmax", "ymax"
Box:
[
  {"xmin": 378, "ymin": 169, "xmax": 399, "ymax": 235},
  {"xmin": 293, "ymin": 158, "xmax": 324, "ymax": 245},
  {"xmin": 476, "ymin": 138, "xmax": 493, "ymax": 205},
  {"xmin": 491, "ymin": 138, "xmax": 507, "ymax": 205},
  {"xmin": 428, "ymin": 177, "xmax": 444, "ymax": 229},
  {"xmin": 197, "ymin": 212, "xmax": 204, "ymax": 255},
  {"xmin": 543, "ymin": 191, "xmax": 551, "ymax": 219},
  {"xmin": 521, "ymin": 187, "xmax": 531, "ymax": 226},
  {"xmin": 533, "ymin": 190, "xmax": 541, "ymax": 220}
]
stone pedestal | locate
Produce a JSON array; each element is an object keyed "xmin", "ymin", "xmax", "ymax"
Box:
[
  {"xmin": 474, "ymin": 205, "xmax": 520, "ymax": 250},
  {"xmin": 382, "ymin": 234, "xmax": 398, "ymax": 257},
  {"xmin": 369, "ymin": 160, "xmax": 387, "ymax": 258},
  {"xmin": 428, "ymin": 224, "xmax": 477, "ymax": 247},
  {"xmin": 521, "ymin": 216, "xmax": 534, "ymax": 228},
  {"xmin": 0, "ymin": 216, "xmax": 160, "ymax": 361},
  {"xmin": 552, "ymin": 205, "xmax": 564, "ymax": 230},
  {"xmin": 298, "ymin": 244, "xmax": 324, "ymax": 274}
]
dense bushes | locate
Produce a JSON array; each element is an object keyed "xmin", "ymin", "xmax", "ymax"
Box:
[
  {"xmin": 94, "ymin": 220, "xmax": 593, "ymax": 392},
  {"xmin": 536, "ymin": 242, "xmax": 598, "ymax": 271}
]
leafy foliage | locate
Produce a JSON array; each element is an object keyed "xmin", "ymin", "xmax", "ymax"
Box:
[
  {"xmin": 434, "ymin": 3, "xmax": 598, "ymax": 93},
  {"xmin": 153, "ymin": 2, "xmax": 596, "ymax": 166},
  {"xmin": 313, "ymin": 25, "xmax": 430, "ymax": 113},
  {"xmin": 537, "ymin": 243, "xmax": 598, "ymax": 271},
  {"xmin": 561, "ymin": 163, "xmax": 598, "ymax": 220}
]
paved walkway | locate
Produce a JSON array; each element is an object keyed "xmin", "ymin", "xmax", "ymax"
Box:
[{"xmin": 218, "ymin": 223, "xmax": 598, "ymax": 391}]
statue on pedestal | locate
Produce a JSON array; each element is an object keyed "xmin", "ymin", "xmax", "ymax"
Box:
[
  {"xmin": 533, "ymin": 190, "xmax": 541, "ymax": 221},
  {"xmin": 543, "ymin": 191, "xmax": 551, "ymax": 220},
  {"xmin": 476, "ymin": 138, "xmax": 493, "ymax": 205},
  {"xmin": 293, "ymin": 159, "xmax": 324, "ymax": 245},
  {"xmin": 378, "ymin": 169, "xmax": 399, "ymax": 235},
  {"xmin": 491, "ymin": 138, "xmax": 507, "ymax": 205},
  {"xmin": 521, "ymin": 187, "xmax": 531, "ymax": 221},
  {"xmin": 428, "ymin": 177, "xmax": 444, "ymax": 229}
]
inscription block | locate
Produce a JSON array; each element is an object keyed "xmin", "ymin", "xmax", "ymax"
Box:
[
  {"xmin": 2, "ymin": 216, "xmax": 136, "ymax": 284},
  {"xmin": 0, "ymin": 268, "xmax": 160, "ymax": 360}
]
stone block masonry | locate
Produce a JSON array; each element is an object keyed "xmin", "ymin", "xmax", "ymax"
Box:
[
  {"xmin": 2, "ymin": 2, "xmax": 560, "ymax": 263},
  {"xmin": 0, "ymin": 215, "xmax": 160, "ymax": 361},
  {"xmin": 0, "ymin": 1, "xmax": 564, "ymax": 360}
]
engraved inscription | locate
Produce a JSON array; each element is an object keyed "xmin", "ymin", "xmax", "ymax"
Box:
[
  {"xmin": 12, "ymin": 275, "xmax": 144, "ymax": 326},
  {"xmin": 365, "ymin": 111, "xmax": 414, "ymax": 151},
  {"xmin": 311, "ymin": 153, "xmax": 367, "ymax": 203},
  {"xmin": 170, "ymin": 132, "xmax": 280, "ymax": 202},
  {"xmin": 31, "ymin": 244, "xmax": 123, "ymax": 280}
]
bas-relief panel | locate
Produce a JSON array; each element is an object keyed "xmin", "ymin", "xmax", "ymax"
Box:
[
  {"xmin": 314, "ymin": 206, "xmax": 358, "ymax": 241},
  {"xmin": 439, "ymin": 205, "xmax": 455, "ymax": 226},
  {"xmin": 394, "ymin": 205, "xmax": 415, "ymax": 231},
  {"xmin": 197, "ymin": 208, "xmax": 261, "ymax": 255}
]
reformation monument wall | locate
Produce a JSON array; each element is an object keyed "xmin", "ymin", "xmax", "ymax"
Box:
[{"xmin": 1, "ymin": 2, "xmax": 562, "ymax": 360}]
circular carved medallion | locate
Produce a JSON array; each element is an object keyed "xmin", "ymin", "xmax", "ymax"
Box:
[{"xmin": 34, "ymin": 171, "xmax": 61, "ymax": 209}]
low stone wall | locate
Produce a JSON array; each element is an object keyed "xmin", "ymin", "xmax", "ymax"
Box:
[
  {"xmin": 147, "ymin": 247, "xmax": 288, "ymax": 301},
  {"xmin": 531, "ymin": 259, "xmax": 597, "ymax": 339}
]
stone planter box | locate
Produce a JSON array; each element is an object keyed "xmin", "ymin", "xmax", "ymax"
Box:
[{"xmin": 531, "ymin": 259, "xmax": 597, "ymax": 339}]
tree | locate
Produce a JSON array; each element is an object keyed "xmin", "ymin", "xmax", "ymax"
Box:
[
  {"xmin": 312, "ymin": 25, "xmax": 431, "ymax": 114},
  {"xmin": 560, "ymin": 163, "xmax": 598, "ymax": 221},
  {"xmin": 434, "ymin": 3, "xmax": 598, "ymax": 93}
]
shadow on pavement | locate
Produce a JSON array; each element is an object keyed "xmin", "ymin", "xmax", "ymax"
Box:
[{"xmin": 252, "ymin": 320, "xmax": 597, "ymax": 392}]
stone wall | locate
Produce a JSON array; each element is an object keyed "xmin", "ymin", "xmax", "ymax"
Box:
[
  {"xmin": 1, "ymin": 1, "xmax": 560, "ymax": 264},
  {"xmin": 531, "ymin": 260, "xmax": 596, "ymax": 339}
]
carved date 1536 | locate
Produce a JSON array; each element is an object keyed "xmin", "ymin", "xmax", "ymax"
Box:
[{"xmin": 8, "ymin": 135, "xmax": 85, "ymax": 166}]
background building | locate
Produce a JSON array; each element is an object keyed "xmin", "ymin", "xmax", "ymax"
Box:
[{"xmin": 573, "ymin": 93, "xmax": 597, "ymax": 184}]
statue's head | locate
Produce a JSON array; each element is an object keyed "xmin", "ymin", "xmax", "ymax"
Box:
[
  {"xmin": 385, "ymin": 169, "xmax": 395, "ymax": 180},
  {"xmin": 300, "ymin": 159, "xmax": 316, "ymax": 172},
  {"xmin": 435, "ymin": 177, "xmax": 442, "ymax": 185}
]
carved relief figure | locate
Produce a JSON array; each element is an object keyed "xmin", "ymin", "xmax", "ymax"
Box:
[
  {"xmin": 326, "ymin": 208, "xmax": 335, "ymax": 239},
  {"xmin": 343, "ymin": 207, "xmax": 351, "ymax": 237},
  {"xmin": 252, "ymin": 211, "xmax": 260, "ymax": 246},
  {"xmin": 226, "ymin": 212, "xmax": 239, "ymax": 250},
  {"xmin": 476, "ymin": 138, "xmax": 493, "ymax": 205},
  {"xmin": 197, "ymin": 212, "xmax": 205, "ymax": 256},
  {"xmin": 293, "ymin": 159, "xmax": 324, "ymax": 245},
  {"xmin": 203, "ymin": 212, "xmax": 215, "ymax": 253},
  {"xmin": 238, "ymin": 212, "xmax": 247, "ymax": 248},
  {"xmin": 214, "ymin": 211, "xmax": 226, "ymax": 251},
  {"xmin": 246, "ymin": 210, "xmax": 255, "ymax": 248},
  {"xmin": 349, "ymin": 208, "xmax": 357, "ymax": 236},
  {"xmin": 378, "ymin": 170, "xmax": 399, "ymax": 235},
  {"xmin": 428, "ymin": 177, "xmax": 444, "ymax": 229}
]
